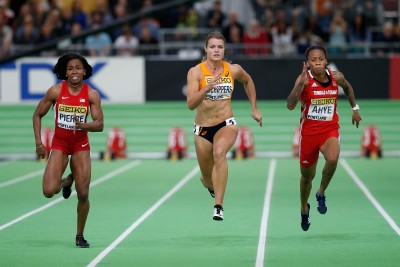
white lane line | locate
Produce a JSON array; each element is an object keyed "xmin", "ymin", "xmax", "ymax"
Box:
[
  {"xmin": 0, "ymin": 169, "xmax": 43, "ymax": 188},
  {"xmin": 255, "ymin": 159, "xmax": 277, "ymax": 267},
  {"xmin": 0, "ymin": 160, "xmax": 16, "ymax": 167},
  {"xmin": 0, "ymin": 160, "xmax": 142, "ymax": 231},
  {"xmin": 87, "ymin": 165, "xmax": 200, "ymax": 267},
  {"xmin": 340, "ymin": 159, "xmax": 400, "ymax": 236}
]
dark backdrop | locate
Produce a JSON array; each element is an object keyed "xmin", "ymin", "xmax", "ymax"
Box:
[{"xmin": 145, "ymin": 58, "xmax": 389, "ymax": 101}]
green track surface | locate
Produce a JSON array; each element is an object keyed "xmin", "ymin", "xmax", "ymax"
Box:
[
  {"xmin": 1, "ymin": 100, "xmax": 399, "ymax": 156},
  {"xmin": 0, "ymin": 158, "xmax": 399, "ymax": 266},
  {"xmin": 0, "ymin": 100, "xmax": 399, "ymax": 266}
]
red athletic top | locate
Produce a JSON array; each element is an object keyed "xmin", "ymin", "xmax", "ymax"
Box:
[
  {"xmin": 299, "ymin": 69, "xmax": 339, "ymax": 136},
  {"xmin": 53, "ymin": 81, "xmax": 90, "ymax": 145}
]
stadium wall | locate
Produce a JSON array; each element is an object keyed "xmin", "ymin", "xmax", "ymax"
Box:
[
  {"xmin": 146, "ymin": 57, "xmax": 391, "ymax": 101},
  {"xmin": 0, "ymin": 56, "xmax": 398, "ymax": 104},
  {"xmin": 389, "ymin": 56, "xmax": 400, "ymax": 99}
]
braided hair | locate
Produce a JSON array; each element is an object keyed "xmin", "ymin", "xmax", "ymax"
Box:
[{"xmin": 305, "ymin": 45, "xmax": 327, "ymax": 60}]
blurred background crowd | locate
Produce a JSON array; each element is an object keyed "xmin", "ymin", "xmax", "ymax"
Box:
[{"xmin": 0, "ymin": 0, "xmax": 399, "ymax": 59}]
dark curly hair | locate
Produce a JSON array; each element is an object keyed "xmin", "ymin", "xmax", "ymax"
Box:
[{"xmin": 52, "ymin": 52, "xmax": 93, "ymax": 80}]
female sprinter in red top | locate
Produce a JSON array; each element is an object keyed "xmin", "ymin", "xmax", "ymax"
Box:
[
  {"xmin": 287, "ymin": 45, "xmax": 362, "ymax": 231},
  {"xmin": 186, "ymin": 31, "xmax": 263, "ymax": 221},
  {"xmin": 33, "ymin": 52, "xmax": 104, "ymax": 247}
]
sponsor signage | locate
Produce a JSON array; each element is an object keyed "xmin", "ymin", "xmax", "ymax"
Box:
[{"xmin": 0, "ymin": 57, "xmax": 145, "ymax": 104}]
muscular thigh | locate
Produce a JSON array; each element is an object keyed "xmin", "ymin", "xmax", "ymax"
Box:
[
  {"xmin": 320, "ymin": 136, "xmax": 340, "ymax": 162},
  {"xmin": 299, "ymin": 135, "xmax": 320, "ymax": 168},
  {"xmin": 300, "ymin": 130, "xmax": 340, "ymax": 167},
  {"xmin": 213, "ymin": 125, "xmax": 238, "ymax": 154},
  {"xmin": 194, "ymin": 135, "xmax": 214, "ymax": 177},
  {"xmin": 70, "ymin": 150, "xmax": 91, "ymax": 189},
  {"xmin": 44, "ymin": 149, "xmax": 69, "ymax": 182}
]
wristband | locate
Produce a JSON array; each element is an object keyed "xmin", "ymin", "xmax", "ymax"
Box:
[{"xmin": 352, "ymin": 104, "xmax": 359, "ymax": 111}]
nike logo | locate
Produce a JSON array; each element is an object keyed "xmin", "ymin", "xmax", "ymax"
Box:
[
  {"xmin": 81, "ymin": 143, "xmax": 89, "ymax": 147},
  {"xmin": 62, "ymin": 96, "xmax": 69, "ymax": 99},
  {"xmin": 201, "ymin": 131, "xmax": 207, "ymax": 136}
]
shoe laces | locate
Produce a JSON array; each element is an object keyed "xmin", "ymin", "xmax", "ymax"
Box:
[
  {"xmin": 301, "ymin": 214, "xmax": 310, "ymax": 224},
  {"xmin": 317, "ymin": 194, "xmax": 326, "ymax": 206},
  {"xmin": 214, "ymin": 205, "xmax": 223, "ymax": 214}
]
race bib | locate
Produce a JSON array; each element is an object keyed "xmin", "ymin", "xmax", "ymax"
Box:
[
  {"xmin": 307, "ymin": 98, "xmax": 335, "ymax": 121},
  {"xmin": 57, "ymin": 104, "xmax": 87, "ymax": 130},
  {"xmin": 204, "ymin": 76, "xmax": 233, "ymax": 100}
]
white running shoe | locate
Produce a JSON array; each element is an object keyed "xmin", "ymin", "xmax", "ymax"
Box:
[{"xmin": 213, "ymin": 205, "xmax": 224, "ymax": 221}]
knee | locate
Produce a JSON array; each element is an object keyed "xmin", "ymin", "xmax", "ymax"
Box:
[
  {"xmin": 300, "ymin": 169, "xmax": 315, "ymax": 182},
  {"xmin": 76, "ymin": 188, "xmax": 89, "ymax": 202},
  {"xmin": 325, "ymin": 156, "xmax": 338, "ymax": 166},
  {"xmin": 213, "ymin": 146, "xmax": 226, "ymax": 162},
  {"xmin": 43, "ymin": 188, "xmax": 56, "ymax": 198},
  {"xmin": 301, "ymin": 175, "xmax": 314, "ymax": 183},
  {"xmin": 77, "ymin": 192, "xmax": 89, "ymax": 202}
]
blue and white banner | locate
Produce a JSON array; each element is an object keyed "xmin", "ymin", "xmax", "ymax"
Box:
[{"xmin": 0, "ymin": 57, "xmax": 145, "ymax": 104}]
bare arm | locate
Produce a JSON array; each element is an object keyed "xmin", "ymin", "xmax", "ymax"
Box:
[
  {"xmin": 32, "ymin": 85, "xmax": 59, "ymax": 158},
  {"xmin": 333, "ymin": 71, "xmax": 356, "ymax": 107},
  {"xmin": 232, "ymin": 63, "xmax": 262, "ymax": 127},
  {"xmin": 333, "ymin": 71, "xmax": 362, "ymax": 128},
  {"xmin": 186, "ymin": 65, "xmax": 222, "ymax": 111},
  {"xmin": 287, "ymin": 62, "xmax": 308, "ymax": 110},
  {"xmin": 74, "ymin": 88, "xmax": 104, "ymax": 132}
]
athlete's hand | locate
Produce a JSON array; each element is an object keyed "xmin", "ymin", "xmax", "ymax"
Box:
[
  {"xmin": 73, "ymin": 113, "xmax": 82, "ymax": 132},
  {"xmin": 35, "ymin": 143, "xmax": 45, "ymax": 159},
  {"xmin": 352, "ymin": 111, "xmax": 362, "ymax": 128},
  {"xmin": 252, "ymin": 110, "xmax": 263, "ymax": 127},
  {"xmin": 299, "ymin": 62, "xmax": 308, "ymax": 84},
  {"xmin": 206, "ymin": 70, "xmax": 223, "ymax": 92}
]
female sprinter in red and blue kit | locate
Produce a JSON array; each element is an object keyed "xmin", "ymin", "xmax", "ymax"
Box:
[
  {"xmin": 287, "ymin": 45, "xmax": 362, "ymax": 231},
  {"xmin": 33, "ymin": 52, "xmax": 104, "ymax": 247}
]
